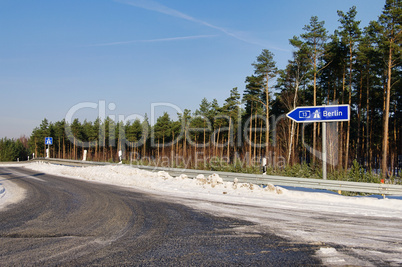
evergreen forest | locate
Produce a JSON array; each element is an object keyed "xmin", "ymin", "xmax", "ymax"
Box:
[{"xmin": 19, "ymin": 1, "xmax": 402, "ymax": 178}]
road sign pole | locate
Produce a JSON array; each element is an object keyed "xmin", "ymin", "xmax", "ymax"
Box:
[{"xmin": 322, "ymin": 122, "xmax": 327, "ymax": 180}]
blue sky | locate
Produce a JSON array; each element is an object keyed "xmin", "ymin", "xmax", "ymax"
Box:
[{"xmin": 0, "ymin": 0, "xmax": 385, "ymax": 138}]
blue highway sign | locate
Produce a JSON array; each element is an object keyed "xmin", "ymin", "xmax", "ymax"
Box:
[
  {"xmin": 45, "ymin": 137, "xmax": 53, "ymax": 145},
  {"xmin": 286, "ymin": 105, "xmax": 350, "ymax": 123}
]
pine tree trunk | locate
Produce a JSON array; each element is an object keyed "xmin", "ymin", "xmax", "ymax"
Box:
[
  {"xmin": 393, "ymin": 108, "xmax": 397, "ymax": 173},
  {"xmin": 369, "ymin": 108, "xmax": 374, "ymax": 169},
  {"xmin": 74, "ymin": 137, "xmax": 76, "ymax": 160},
  {"xmin": 366, "ymin": 65, "xmax": 370, "ymax": 168},
  {"xmin": 382, "ymin": 45, "xmax": 392, "ymax": 177},
  {"xmin": 171, "ymin": 143, "xmax": 174, "ymax": 168},
  {"xmin": 184, "ymin": 129, "xmax": 187, "ymax": 158},
  {"xmin": 143, "ymin": 133, "xmax": 146, "ymax": 158},
  {"xmin": 254, "ymin": 113, "xmax": 257, "ymax": 161},
  {"xmin": 339, "ymin": 69, "xmax": 346, "ymax": 170},
  {"xmin": 95, "ymin": 141, "xmax": 98, "ymax": 161},
  {"xmin": 227, "ymin": 117, "xmax": 231, "ymax": 163},
  {"xmin": 288, "ymin": 81, "xmax": 299, "ymax": 164},
  {"xmin": 162, "ymin": 136, "xmax": 165, "ymax": 158},
  {"xmin": 249, "ymin": 111, "xmax": 253, "ymax": 165},
  {"xmin": 259, "ymin": 119, "xmax": 263, "ymax": 159},
  {"xmin": 157, "ymin": 140, "xmax": 160, "ymax": 160},
  {"xmin": 357, "ymin": 74, "xmax": 363, "ymax": 164},
  {"xmin": 203, "ymin": 120, "xmax": 206, "ymax": 160},
  {"xmin": 220, "ymin": 138, "xmax": 224, "ymax": 159},
  {"xmin": 176, "ymin": 134, "xmax": 179, "ymax": 162},
  {"xmin": 216, "ymin": 127, "xmax": 220, "ymax": 158},
  {"xmin": 313, "ymin": 61, "xmax": 317, "ymax": 165},
  {"xmin": 344, "ymin": 47, "xmax": 353, "ymax": 171},
  {"xmin": 288, "ymin": 121, "xmax": 295, "ymax": 164},
  {"xmin": 265, "ymin": 76, "xmax": 270, "ymax": 158},
  {"xmin": 171, "ymin": 133, "xmax": 175, "ymax": 167}
]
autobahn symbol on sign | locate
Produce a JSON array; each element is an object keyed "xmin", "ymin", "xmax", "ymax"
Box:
[
  {"xmin": 286, "ymin": 104, "xmax": 350, "ymax": 123},
  {"xmin": 45, "ymin": 137, "xmax": 53, "ymax": 145},
  {"xmin": 286, "ymin": 104, "xmax": 350, "ymax": 181}
]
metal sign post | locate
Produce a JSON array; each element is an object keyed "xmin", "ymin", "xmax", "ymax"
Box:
[
  {"xmin": 322, "ymin": 122, "xmax": 327, "ymax": 180},
  {"xmin": 45, "ymin": 137, "xmax": 53, "ymax": 158},
  {"xmin": 287, "ymin": 105, "xmax": 350, "ymax": 180}
]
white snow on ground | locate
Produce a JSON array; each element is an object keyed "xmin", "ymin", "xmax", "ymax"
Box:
[
  {"xmin": 20, "ymin": 162, "xmax": 402, "ymax": 216},
  {"xmin": 0, "ymin": 181, "xmax": 26, "ymax": 211},
  {"xmin": 2, "ymin": 162, "xmax": 402, "ymax": 265},
  {"xmin": 0, "ymin": 183, "xmax": 5, "ymax": 198},
  {"xmin": 0, "ymin": 165, "xmax": 27, "ymax": 211}
]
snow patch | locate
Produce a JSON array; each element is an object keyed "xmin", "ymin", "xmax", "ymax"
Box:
[
  {"xmin": 319, "ymin": 247, "xmax": 338, "ymax": 254},
  {"xmin": 0, "ymin": 183, "xmax": 5, "ymax": 197},
  {"xmin": 0, "ymin": 177, "xmax": 27, "ymax": 211},
  {"xmin": 22, "ymin": 163, "xmax": 288, "ymax": 200},
  {"xmin": 20, "ymin": 162, "xmax": 402, "ymax": 216}
]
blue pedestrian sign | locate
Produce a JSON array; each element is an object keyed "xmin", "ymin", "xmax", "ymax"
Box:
[
  {"xmin": 286, "ymin": 105, "xmax": 350, "ymax": 123},
  {"xmin": 45, "ymin": 137, "xmax": 53, "ymax": 145}
]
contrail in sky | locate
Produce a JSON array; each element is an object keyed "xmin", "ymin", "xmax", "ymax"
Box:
[
  {"xmin": 113, "ymin": 0, "xmax": 267, "ymax": 47},
  {"xmin": 88, "ymin": 35, "xmax": 217, "ymax": 47}
]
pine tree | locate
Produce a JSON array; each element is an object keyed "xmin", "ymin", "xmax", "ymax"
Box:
[
  {"xmin": 141, "ymin": 115, "xmax": 150, "ymax": 158},
  {"xmin": 251, "ymin": 49, "xmax": 278, "ymax": 157},
  {"xmin": 278, "ymin": 46, "xmax": 311, "ymax": 164},
  {"xmin": 337, "ymin": 6, "xmax": 362, "ymax": 170},
  {"xmin": 153, "ymin": 112, "xmax": 172, "ymax": 158},
  {"xmin": 221, "ymin": 87, "xmax": 241, "ymax": 161},
  {"xmin": 194, "ymin": 98, "xmax": 212, "ymax": 157},
  {"xmin": 290, "ymin": 16, "xmax": 328, "ymax": 164}
]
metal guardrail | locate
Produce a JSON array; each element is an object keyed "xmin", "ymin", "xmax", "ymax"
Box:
[
  {"xmin": 31, "ymin": 158, "xmax": 110, "ymax": 167},
  {"xmin": 30, "ymin": 158, "xmax": 402, "ymax": 195}
]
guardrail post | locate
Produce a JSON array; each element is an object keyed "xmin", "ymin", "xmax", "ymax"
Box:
[
  {"xmin": 262, "ymin": 157, "xmax": 267, "ymax": 175},
  {"xmin": 83, "ymin": 150, "xmax": 88, "ymax": 161},
  {"xmin": 118, "ymin": 150, "xmax": 123, "ymax": 163}
]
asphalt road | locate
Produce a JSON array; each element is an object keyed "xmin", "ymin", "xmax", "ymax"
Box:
[{"xmin": 0, "ymin": 167, "xmax": 322, "ymax": 266}]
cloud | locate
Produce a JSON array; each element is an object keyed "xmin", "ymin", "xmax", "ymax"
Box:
[{"xmin": 88, "ymin": 34, "xmax": 217, "ymax": 47}]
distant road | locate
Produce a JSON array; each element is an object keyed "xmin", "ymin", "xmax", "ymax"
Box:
[{"xmin": 0, "ymin": 167, "xmax": 320, "ymax": 266}]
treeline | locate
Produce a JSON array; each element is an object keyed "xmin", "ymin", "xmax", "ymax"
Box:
[
  {"xmin": 28, "ymin": 1, "xmax": 401, "ymax": 176},
  {"xmin": 0, "ymin": 137, "xmax": 29, "ymax": 161},
  {"xmin": 28, "ymin": 91, "xmax": 249, "ymax": 168}
]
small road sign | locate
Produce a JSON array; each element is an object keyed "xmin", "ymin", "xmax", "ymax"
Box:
[
  {"xmin": 45, "ymin": 137, "xmax": 53, "ymax": 145},
  {"xmin": 286, "ymin": 105, "xmax": 350, "ymax": 123}
]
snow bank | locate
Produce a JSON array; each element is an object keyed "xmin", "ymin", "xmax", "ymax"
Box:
[
  {"xmin": 24, "ymin": 162, "xmax": 286, "ymax": 198},
  {"xmin": 22, "ymin": 162, "xmax": 402, "ymax": 218}
]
